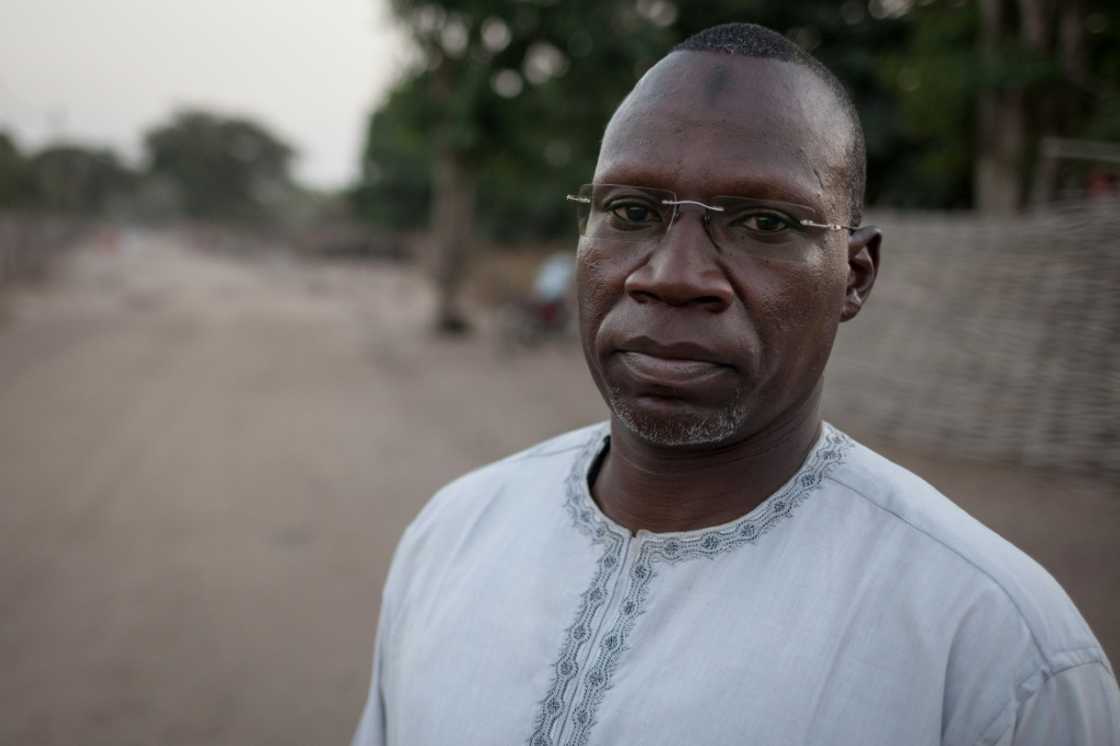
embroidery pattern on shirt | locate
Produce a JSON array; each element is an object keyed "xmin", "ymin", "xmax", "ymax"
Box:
[
  {"xmin": 556, "ymin": 425, "xmax": 853, "ymax": 746},
  {"xmin": 528, "ymin": 426, "xmax": 624, "ymax": 746}
]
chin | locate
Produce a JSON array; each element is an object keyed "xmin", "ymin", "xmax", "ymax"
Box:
[{"xmin": 607, "ymin": 387, "xmax": 751, "ymax": 448}]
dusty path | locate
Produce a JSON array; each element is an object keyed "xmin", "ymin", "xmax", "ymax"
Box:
[{"xmin": 1, "ymin": 232, "xmax": 1116, "ymax": 745}]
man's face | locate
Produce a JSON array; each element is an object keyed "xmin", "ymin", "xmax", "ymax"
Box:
[{"xmin": 578, "ymin": 52, "xmax": 868, "ymax": 448}]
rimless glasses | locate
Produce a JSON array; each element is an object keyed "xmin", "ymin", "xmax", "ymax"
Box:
[{"xmin": 566, "ymin": 184, "xmax": 854, "ymax": 260}]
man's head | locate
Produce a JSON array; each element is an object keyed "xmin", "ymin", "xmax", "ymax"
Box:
[{"xmin": 576, "ymin": 22, "xmax": 881, "ymax": 449}]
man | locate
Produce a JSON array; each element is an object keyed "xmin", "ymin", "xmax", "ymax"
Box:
[{"xmin": 353, "ymin": 23, "xmax": 1120, "ymax": 745}]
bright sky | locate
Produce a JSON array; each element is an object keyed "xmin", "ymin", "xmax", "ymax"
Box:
[{"xmin": 0, "ymin": 0, "xmax": 410, "ymax": 189}]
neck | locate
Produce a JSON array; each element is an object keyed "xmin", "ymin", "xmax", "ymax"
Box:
[{"xmin": 592, "ymin": 388, "xmax": 824, "ymax": 534}]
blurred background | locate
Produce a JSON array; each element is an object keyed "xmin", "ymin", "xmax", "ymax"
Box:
[{"xmin": 1, "ymin": 0, "xmax": 1117, "ymax": 743}]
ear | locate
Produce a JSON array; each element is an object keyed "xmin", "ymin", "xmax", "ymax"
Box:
[{"xmin": 841, "ymin": 225, "xmax": 881, "ymax": 322}]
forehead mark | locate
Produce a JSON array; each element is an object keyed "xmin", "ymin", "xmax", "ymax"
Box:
[{"xmin": 703, "ymin": 64, "xmax": 731, "ymax": 108}]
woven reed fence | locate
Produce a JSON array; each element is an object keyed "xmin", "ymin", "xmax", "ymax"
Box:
[{"xmin": 824, "ymin": 200, "xmax": 1120, "ymax": 477}]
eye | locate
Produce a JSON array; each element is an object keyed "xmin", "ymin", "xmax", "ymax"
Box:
[
  {"xmin": 607, "ymin": 201, "xmax": 662, "ymax": 226},
  {"xmin": 733, "ymin": 210, "xmax": 795, "ymax": 233}
]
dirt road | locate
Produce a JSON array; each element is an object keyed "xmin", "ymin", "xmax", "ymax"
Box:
[{"xmin": 1, "ymin": 232, "xmax": 1116, "ymax": 745}]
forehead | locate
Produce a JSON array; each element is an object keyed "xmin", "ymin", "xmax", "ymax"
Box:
[{"xmin": 596, "ymin": 52, "xmax": 850, "ymax": 212}]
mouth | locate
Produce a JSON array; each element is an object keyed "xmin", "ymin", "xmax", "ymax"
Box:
[
  {"xmin": 617, "ymin": 336, "xmax": 730, "ymax": 364},
  {"xmin": 616, "ymin": 351, "xmax": 729, "ymax": 388},
  {"xmin": 612, "ymin": 333, "xmax": 735, "ymax": 389}
]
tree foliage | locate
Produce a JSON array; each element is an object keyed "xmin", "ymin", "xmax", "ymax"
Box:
[
  {"xmin": 884, "ymin": 0, "xmax": 1120, "ymax": 210},
  {"xmin": 3, "ymin": 109, "xmax": 299, "ymax": 224},
  {"xmin": 350, "ymin": 75, "xmax": 435, "ymax": 231},
  {"xmin": 144, "ymin": 110, "xmax": 295, "ymax": 221},
  {"xmin": 0, "ymin": 132, "xmax": 136, "ymax": 214},
  {"xmin": 0, "ymin": 132, "xmax": 35, "ymax": 208},
  {"xmin": 28, "ymin": 145, "xmax": 136, "ymax": 214}
]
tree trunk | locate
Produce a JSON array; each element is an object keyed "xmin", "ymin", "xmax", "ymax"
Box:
[
  {"xmin": 976, "ymin": 0, "xmax": 1026, "ymax": 213},
  {"xmin": 1018, "ymin": 0, "xmax": 1087, "ymax": 205},
  {"xmin": 429, "ymin": 147, "xmax": 475, "ymax": 334},
  {"xmin": 1058, "ymin": 0, "xmax": 1086, "ymax": 86},
  {"xmin": 976, "ymin": 90, "xmax": 1028, "ymax": 213},
  {"xmin": 1017, "ymin": 0, "xmax": 1052, "ymax": 49},
  {"xmin": 1055, "ymin": 0, "xmax": 1088, "ymax": 143}
]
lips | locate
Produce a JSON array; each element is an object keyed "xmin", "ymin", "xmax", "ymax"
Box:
[
  {"xmin": 612, "ymin": 337, "xmax": 733, "ymax": 389},
  {"xmin": 617, "ymin": 351, "xmax": 727, "ymax": 387}
]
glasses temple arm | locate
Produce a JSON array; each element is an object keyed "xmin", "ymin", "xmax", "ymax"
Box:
[{"xmin": 799, "ymin": 219, "xmax": 855, "ymax": 232}]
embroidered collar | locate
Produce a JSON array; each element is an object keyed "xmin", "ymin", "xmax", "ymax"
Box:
[{"xmin": 563, "ymin": 421, "xmax": 853, "ymax": 555}]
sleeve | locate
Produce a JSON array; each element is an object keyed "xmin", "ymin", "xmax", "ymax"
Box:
[
  {"xmin": 988, "ymin": 662, "xmax": 1120, "ymax": 746},
  {"xmin": 350, "ymin": 595, "xmax": 391, "ymax": 746},
  {"xmin": 349, "ymin": 477, "xmax": 460, "ymax": 746},
  {"xmin": 351, "ymin": 519, "xmax": 419, "ymax": 746}
]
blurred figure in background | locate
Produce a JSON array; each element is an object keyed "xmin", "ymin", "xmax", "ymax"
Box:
[
  {"xmin": 494, "ymin": 252, "xmax": 575, "ymax": 349},
  {"xmin": 531, "ymin": 252, "xmax": 573, "ymax": 327}
]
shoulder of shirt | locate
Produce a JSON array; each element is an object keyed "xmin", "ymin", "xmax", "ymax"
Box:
[
  {"xmin": 824, "ymin": 427, "xmax": 1110, "ymax": 675},
  {"xmin": 396, "ymin": 421, "xmax": 604, "ymax": 547}
]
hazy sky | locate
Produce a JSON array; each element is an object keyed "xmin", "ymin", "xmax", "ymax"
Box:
[{"xmin": 0, "ymin": 0, "xmax": 410, "ymax": 188}]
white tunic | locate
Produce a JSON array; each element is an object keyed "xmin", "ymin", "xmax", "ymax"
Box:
[{"xmin": 353, "ymin": 423, "xmax": 1120, "ymax": 746}]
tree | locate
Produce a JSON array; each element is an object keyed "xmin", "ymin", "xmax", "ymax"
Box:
[
  {"xmin": 375, "ymin": 0, "xmax": 672, "ymax": 333},
  {"xmin": 144, "ymin": 110, "xmax": 295, "ymax": 222},
  {"xmin": 26, "ymin": 144, "xmax": 136, "ymax": 214},
  {"xmin": 0, "ymin": 132, "xmax": 35, "ymax": 208},
  {"xmin": 885, "ymin": 0, "xmax": 1119, "ymax": 212},
  {"xmin": 350, "ymin": 75, "xmax": 435, "ymax": 232},
  {"xmin": 0, "ymin": 131, "xmax": 139, "ymax": 214}
]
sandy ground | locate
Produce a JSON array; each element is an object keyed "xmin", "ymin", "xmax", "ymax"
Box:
[{"xmin": 1, "ymin": 231, "xmax": 1116, "ymax": 745}]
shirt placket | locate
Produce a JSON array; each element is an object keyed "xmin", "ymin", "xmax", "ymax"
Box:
[{"xmin": 556, "ymin": 533, "xmax": 644, "ymax": 746}]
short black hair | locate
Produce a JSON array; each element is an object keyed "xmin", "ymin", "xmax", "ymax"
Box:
[{"xmin": 673, "ymin": 23, "xmax": 866, "ymax": 226}]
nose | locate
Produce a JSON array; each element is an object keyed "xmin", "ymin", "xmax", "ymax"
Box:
[{"xmin": 623, "ymin": 210, "xmax": 734, "ymax": 312}]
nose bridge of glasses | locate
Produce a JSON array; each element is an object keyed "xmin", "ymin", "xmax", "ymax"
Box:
[
  {"xmin": 660, "ymin": 198, "xmax": 722, "ymax": 248},
  {"xmin": 661, "ymin": 198, "xmax": 725, "ymax": 216},
  {"xmin": 663, "ymin": 196, "xmax": 725, "ymax": 210}
]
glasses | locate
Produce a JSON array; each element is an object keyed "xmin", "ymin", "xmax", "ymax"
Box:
[{"xmin": 565, "ymin": 184, "xmax": 853, "ymax": 260}]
